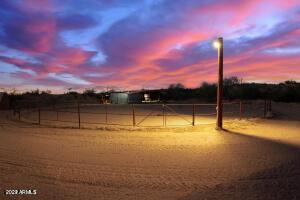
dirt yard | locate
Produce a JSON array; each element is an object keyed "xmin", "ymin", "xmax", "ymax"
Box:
[{"xmin": 1, "ymin": 102, "xmax": 300, "ymax": 199}]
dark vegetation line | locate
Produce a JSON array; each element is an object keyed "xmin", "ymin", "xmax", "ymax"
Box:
[
  {"xmin": 163, "ymin": 77, "xmax": 300, "ymax": 102},
  {"xmin": 3, "ymin": 77, "xmax": 300, "ymax": 109}
]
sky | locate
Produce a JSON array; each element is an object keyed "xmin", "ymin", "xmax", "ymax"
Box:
[{"xmin": 0, "ymin": 0, "xmax": 300, "ymax": 93}]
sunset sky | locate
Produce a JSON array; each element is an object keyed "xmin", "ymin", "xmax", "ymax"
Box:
[{"xmin": 0, "ymin": 0, "xmax": 300, "ymax": 93}]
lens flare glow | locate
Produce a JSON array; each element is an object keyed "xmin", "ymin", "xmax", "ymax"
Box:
[{"xmin": 213, "ymin": 41, "xmax": 221, "ymax": 49}]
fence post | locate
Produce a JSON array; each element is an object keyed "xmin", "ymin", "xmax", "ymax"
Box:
[
  {"xmin": 56, "ymin": 109, "xmax": 59, "ymax": 121},
  {"xmin": 132, "ymin": 104, "xmax": 136, "ymax": 127},
  {"xmin": 263, "ymin": 99, "xmax": 267, "ymax": 117},
  {"xmin": 239, "ymin": 100, "xmax": 243, "ymax": 120},
  {"xmin": 38, "ymin": 108, "xmax": 41, "ymax": 125},
  {"xmin": 269, "ymin": 100, "xmax": 272, "ymax": 112},
  {"xmin": 54, "ymin": 103, "xmax": 58, "ymax": 121},
  {"xmin": 162, "ymin": 104, "xmax": 166, "ymax": 127},
  {"xmin": 105, "ymin": 104, "xmax": 108, "ymax": 124},
  {"xmin": 77, "ymin": 102, "xmax": 81, "ymax": 129},
  {"xmin": 18, "ymin": 109, "xmax": 21, "ymax": 121},
  {"xmin": 192, "ymin": 104, "xmax": 195, "ymax": 126}
]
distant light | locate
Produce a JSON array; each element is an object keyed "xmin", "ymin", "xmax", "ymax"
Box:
[{"xmin": 213, "ymin": 40, "xmax": 221, "ymax": 49}]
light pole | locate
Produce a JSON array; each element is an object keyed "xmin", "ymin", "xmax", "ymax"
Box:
[{"xmin": 213, "ymin": 37, "xmax": 223, "ymax": 129}]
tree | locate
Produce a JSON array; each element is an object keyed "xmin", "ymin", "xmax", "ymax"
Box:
[
  {"xmin": 83, "ymin": 88, "xmax": 97, "ymax": 97},
  {"xmin": 223, "ymin": 76, "xmax": 239, "ymax": 86},
  {"xmin": 165, "ymin": 83, "xmax": 186, "ymax": 100},
  {"xmin": 30, "ymin": 89, "xmax": 40, "ymax": 95},
  {"xmin": 168, "ymin": 83, "xmax": 185, "ymax": 90}
]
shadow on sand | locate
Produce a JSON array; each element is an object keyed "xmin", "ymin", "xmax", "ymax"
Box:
[{"xmin": 179, "ymin": 129, "xmax": 300, "ymax": 200}]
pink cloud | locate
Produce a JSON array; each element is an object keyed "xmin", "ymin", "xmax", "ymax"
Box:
[{"xmin": 50, "ymin": 47, "xmax": 97, "ymax": 66}]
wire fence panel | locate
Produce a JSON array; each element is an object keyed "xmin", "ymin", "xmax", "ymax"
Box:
[
  {"xmin": 243, "ymin": 101, "xmax": 266, "ymax": 118},
  {"xmin": 13, "ymin": 100, "xmax": 267, "ymax": 128},
  {"xmin": 20, "ymin": 108, "xmax": 39, "ymax": 123},
  {"xmin": 223, "ymin": 102, "xmax": 240, "ymax": 116},
  {"xmin": 194, "ymin": 104, "xmax": 216, "ymax": 125},
  {"xmin": 40, "ymin": 108, "xmax": 79, "ymax": 127},
  {"xmin": 79, "ymin": 104, "xmax": 108, "ymax": 125},
  {"xmin": 134, "ymin": 104, "xmax": 164, "ymax": 127},
  {"xmin": 164, "ymin": 104, "xmax": 193, "ymax": 126},
  {"xmin": 106, "ymin": 105, "xmax": 134, "ymax": 126}
]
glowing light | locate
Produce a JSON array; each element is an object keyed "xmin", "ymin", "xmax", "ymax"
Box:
[{"xmin": 213, "ymin": 40, "xmax": 221, "ymax": 49}]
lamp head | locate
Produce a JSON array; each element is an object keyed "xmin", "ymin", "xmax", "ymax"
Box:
[{"xmin": 213, "ymin": 40, "xmax": 221, "ymax": 49}]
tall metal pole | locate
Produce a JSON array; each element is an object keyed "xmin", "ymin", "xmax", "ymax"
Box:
[
  {"xmin": 192, "ymin": 104, "xmax": 195, "ymax": 126},
  {"xmin": 216, "ymin": 37, "xmax": 223, "ymax": 129}
]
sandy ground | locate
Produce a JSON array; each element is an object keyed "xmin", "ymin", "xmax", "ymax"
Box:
[{"xmin": 1, "ymin": 102, "xmax": 300, "ymax": 199}]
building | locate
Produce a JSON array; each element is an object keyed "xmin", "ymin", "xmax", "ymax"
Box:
[
  {"xmin": 109, "ymin": 90, "xmax": 161, "ymax": 104},
  {"xmin": 110, "ymin": 92, "xmax": 130, "ymax": 104}
]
